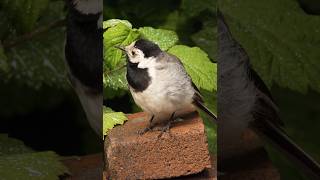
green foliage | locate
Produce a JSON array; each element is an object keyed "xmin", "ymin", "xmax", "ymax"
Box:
[
  {"xmin": 219, "ymin": 0, "xmax": 320, "ymax": 94},
  {"xmin": 104, "ymin": 0, "xmax": 217, "ymax": 59},
  {"xmin": 0, "ymin": 152, "xmax": 68, "ymax": 180},
  {"xmin": 104, "ymin": 67, "xmax": 128, "ymax": 100},
  {"xmin": 0, "ymin": 1, "xmax": 68, "ymax": 117},
  {"xmin": 138, "ymin": 27, "xmax": 178, "ymax": 50},
  {"xmin": 0, "ymin": 134, "xmax": 33, "ymax": 155},
  {"xmin": 0, "ymin": 1, "xmax": 81, "ymax": 178},
  {"xmin": 0, "ymin": 0, "xmax": 49, "ymax": 33},
  {"xmin": 0, "ymin": 1, "xmax": 67, "ymax": 89},
  {"xmin": 103, "ymin": 107, "xmax": 128, "ymax": 137},
  {"xmin": 0, "ymin": 134, "xmax": 68, "ymax": 179}
]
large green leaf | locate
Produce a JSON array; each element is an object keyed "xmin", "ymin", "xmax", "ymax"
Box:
[
  {"xmin": 219, "ymin": 0, "xmax": 320, "ymax": 93},
  {"xmin": 0, "ymin": 134, "xmax": 33, "ymax": 156},
  {"xmin": 103, "ymin": 19, "xmax": 132, "ymax": 29},
  {"xmin": 104, "ymin": 67, "xmax": 128, "ymax": 99},
  {"xmin": 168, "ymin": 45, "xmax": 217, "ymax": 92},
  {"xmin": 0, "ymin": 151, "xmax": 68, "ymax": 180},
  {"xmin": 2, "ymin": 1, "xmax": 67, "ymax": 89},
  {"xmin": 103, "ymin": 107, "xmax": 128, "ymax": 137},
  {"xmin": 104, "ymin": 67, "xmax": 127, "ymax": 90},
  {"xmin": 200, "ymin": 89, "xmax": 217, "ymax": 153},
  {"xmin": 138, "ymin": 27, "xmax": 178, "ymax": 50},
  {"xmin": 0, "ymin": 134, "xmax": 68, "ymax": 180}
]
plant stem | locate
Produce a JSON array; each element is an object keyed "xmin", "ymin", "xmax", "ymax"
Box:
[
  {"xmin": 106, "ymin": 64, "xmax": 126, "ymax": 75},
  {"xmin": 3, "ymin": 19, "xmax": 66, "ymax": 49}
]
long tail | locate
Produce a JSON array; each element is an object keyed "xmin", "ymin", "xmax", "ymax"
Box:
[
  {"xmin": 193, "ymin": 100, "xmax": 217, "ymax": 124},
  {"xmin": 251, "ymin": 119, "xmax": 320, "ymax": 180}
]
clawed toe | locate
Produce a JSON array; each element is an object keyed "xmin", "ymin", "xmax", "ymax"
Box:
[
  {"xmin": 157, "ymin": 123, "xmax": 172, "ymax": 138},
  {"xmin": 137, "ymin": 127, "xmax": 152, "ymax": 135}
]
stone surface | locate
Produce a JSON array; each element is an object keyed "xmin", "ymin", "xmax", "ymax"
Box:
[{"xmin": 105, "ymin": 112, "xmax": 212, "ymax": 179}]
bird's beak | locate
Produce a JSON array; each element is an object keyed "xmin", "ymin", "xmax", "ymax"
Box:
[{"xmin": 114, "ymin": 45, "xmax": 126, "ymax": 52}]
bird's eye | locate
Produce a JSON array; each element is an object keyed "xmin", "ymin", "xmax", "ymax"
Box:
[{"xmin": 132, "ymin": 51, "xmax": 136, "ymax": 56}]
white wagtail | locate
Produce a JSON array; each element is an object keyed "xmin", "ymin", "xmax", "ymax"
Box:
[
  {"xmin": 217, "ymin": 10, "xmax": 320, "ymax": 179},
  {"xmin": 65, "ymin": 0, "xmax": 103, "ymax": 135},
  {"xmin": 116, "ymin": 39, "xmax": 217, "ymax": 134}
]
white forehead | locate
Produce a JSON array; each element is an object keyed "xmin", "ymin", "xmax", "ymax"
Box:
[{"xmin": 73, "ymin": 0, "xmax": 102, "ymax": 14}]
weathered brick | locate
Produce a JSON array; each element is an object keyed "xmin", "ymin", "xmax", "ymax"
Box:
[{"xmin": 105, "ymin": 112, "xmax": 212, "ymax": 179}]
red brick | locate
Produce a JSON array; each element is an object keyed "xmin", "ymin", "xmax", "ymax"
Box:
[{"xmin": 105, "ymin": 112, "xmax": 212, "ymax": 179}]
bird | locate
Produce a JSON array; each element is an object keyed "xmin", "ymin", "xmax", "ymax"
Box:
[
  {"xmin": 64, "ymin": 0, "xmax": 103, "ymax": 135},
  {"xmin": 116, "ymin": 39, "xmax": 217, "ymax": 134},
  {"xmin": 217, "ymin": 10, "xmax": 320, "ymax": 179}
]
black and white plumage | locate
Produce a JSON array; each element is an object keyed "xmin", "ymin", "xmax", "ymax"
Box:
[
  {"xmin": 65, "ymin": 0, "xmax": 103, "ymax": 135},
  {"xmin": 217, "ymin": 10, "xmax": 320, "ymax": 179},
  {"xmin": 117, "ymin": 39, "xmax": 217, "ymax": 132}
]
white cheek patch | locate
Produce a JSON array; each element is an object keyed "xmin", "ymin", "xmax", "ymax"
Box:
[
  {"xmin": 129, "ymin": 57, "xmax": 140, "ymax": 64},
  {"xmin": 73, "ymin": 0, "xmax": 102, "ymax": 14},
  {"xmin": 137, "ymin": 57, "xmax": 157, "ymax": 69}
]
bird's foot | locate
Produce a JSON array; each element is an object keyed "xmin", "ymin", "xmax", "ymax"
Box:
[
  {"xmin": 137, "ymin": 126, "xmax": 153, "ymax": 135},
  {"xmin": 157, "ymin": 122, "xmax": 172, "ymax": 138}
]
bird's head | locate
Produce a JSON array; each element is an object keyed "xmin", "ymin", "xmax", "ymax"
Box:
[{"xmin": 115, "ymin": 39, "xmax": 162, "ymax": 68}]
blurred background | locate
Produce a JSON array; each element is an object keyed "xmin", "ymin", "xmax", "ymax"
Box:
[
  {"xmin": 219, "ymin": 0, "xmax": 320, "ymax": 179},
  {"xmin": 0, "ymin": 0, "xmax": 100, "ymax": 156}
]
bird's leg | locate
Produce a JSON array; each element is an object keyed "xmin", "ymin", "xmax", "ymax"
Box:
[
  {"xmin": 157, "ymin": 112, "xmax": 175, "ymax": 138},
  {"xmin": 138, "ymin": 115, "xmax": 155, "ymax": 135}
]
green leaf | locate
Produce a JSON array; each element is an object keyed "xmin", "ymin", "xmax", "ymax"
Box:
[
  {"xmin": 103, "ymin": 107, "xmax": 128, "ymax": 137},
  {"xmin": 168, "ymin": 45, "xmax": 217, "ymax": 92},
  {"xmin": 199, "ymin": 89, "xmax": 217, "ymax": 153},
  {"xmin": 103, "ymin": 19, "xmax": 132, "ymax": 29},
  {"xmin": 219, "ymin": 0, "xmax": 320, "ymax": 93},
  {"xmin": 0, "ymin": 151, "xmax": 68, "ymax": 180},
  {"xmin": 202, "ymin": 112, "xmax": 217, "ymax": 154},
  {"xmin": 104, "ymin": 67, "xmax": 127, "ymax": 90},
  {"xmin": 0, "ymin": 134, "xmax": 33, "ymax": 156},
  {"xmin": 104, "ymin": 67, "xmax": 128, "ymax": 99},
  {"xmin": 0, "ymin": 135, "xmax": 68, "ymax": 179},
  {"xmin": 103, "ymin": 21, "xmax": 140, "ymax": 70},
  {"xmin": 138, "ymin": 27, "xmax": 178, "ymax": 50},
  {"xmin": 2, "ymin": 1, "xmax": 67, "ymax": 89},
  {"xmin": 0, "ymin": 0, "xmax": 50, "ymax": 33}
]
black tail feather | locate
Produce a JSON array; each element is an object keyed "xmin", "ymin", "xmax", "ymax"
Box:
[
  {"xmin": 193, "ymin": 100, "xmax": 217, "ymax": 124},
  {"xmin": 251, "ymin": 119, "xmax": 320, "ymax": 180}
]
